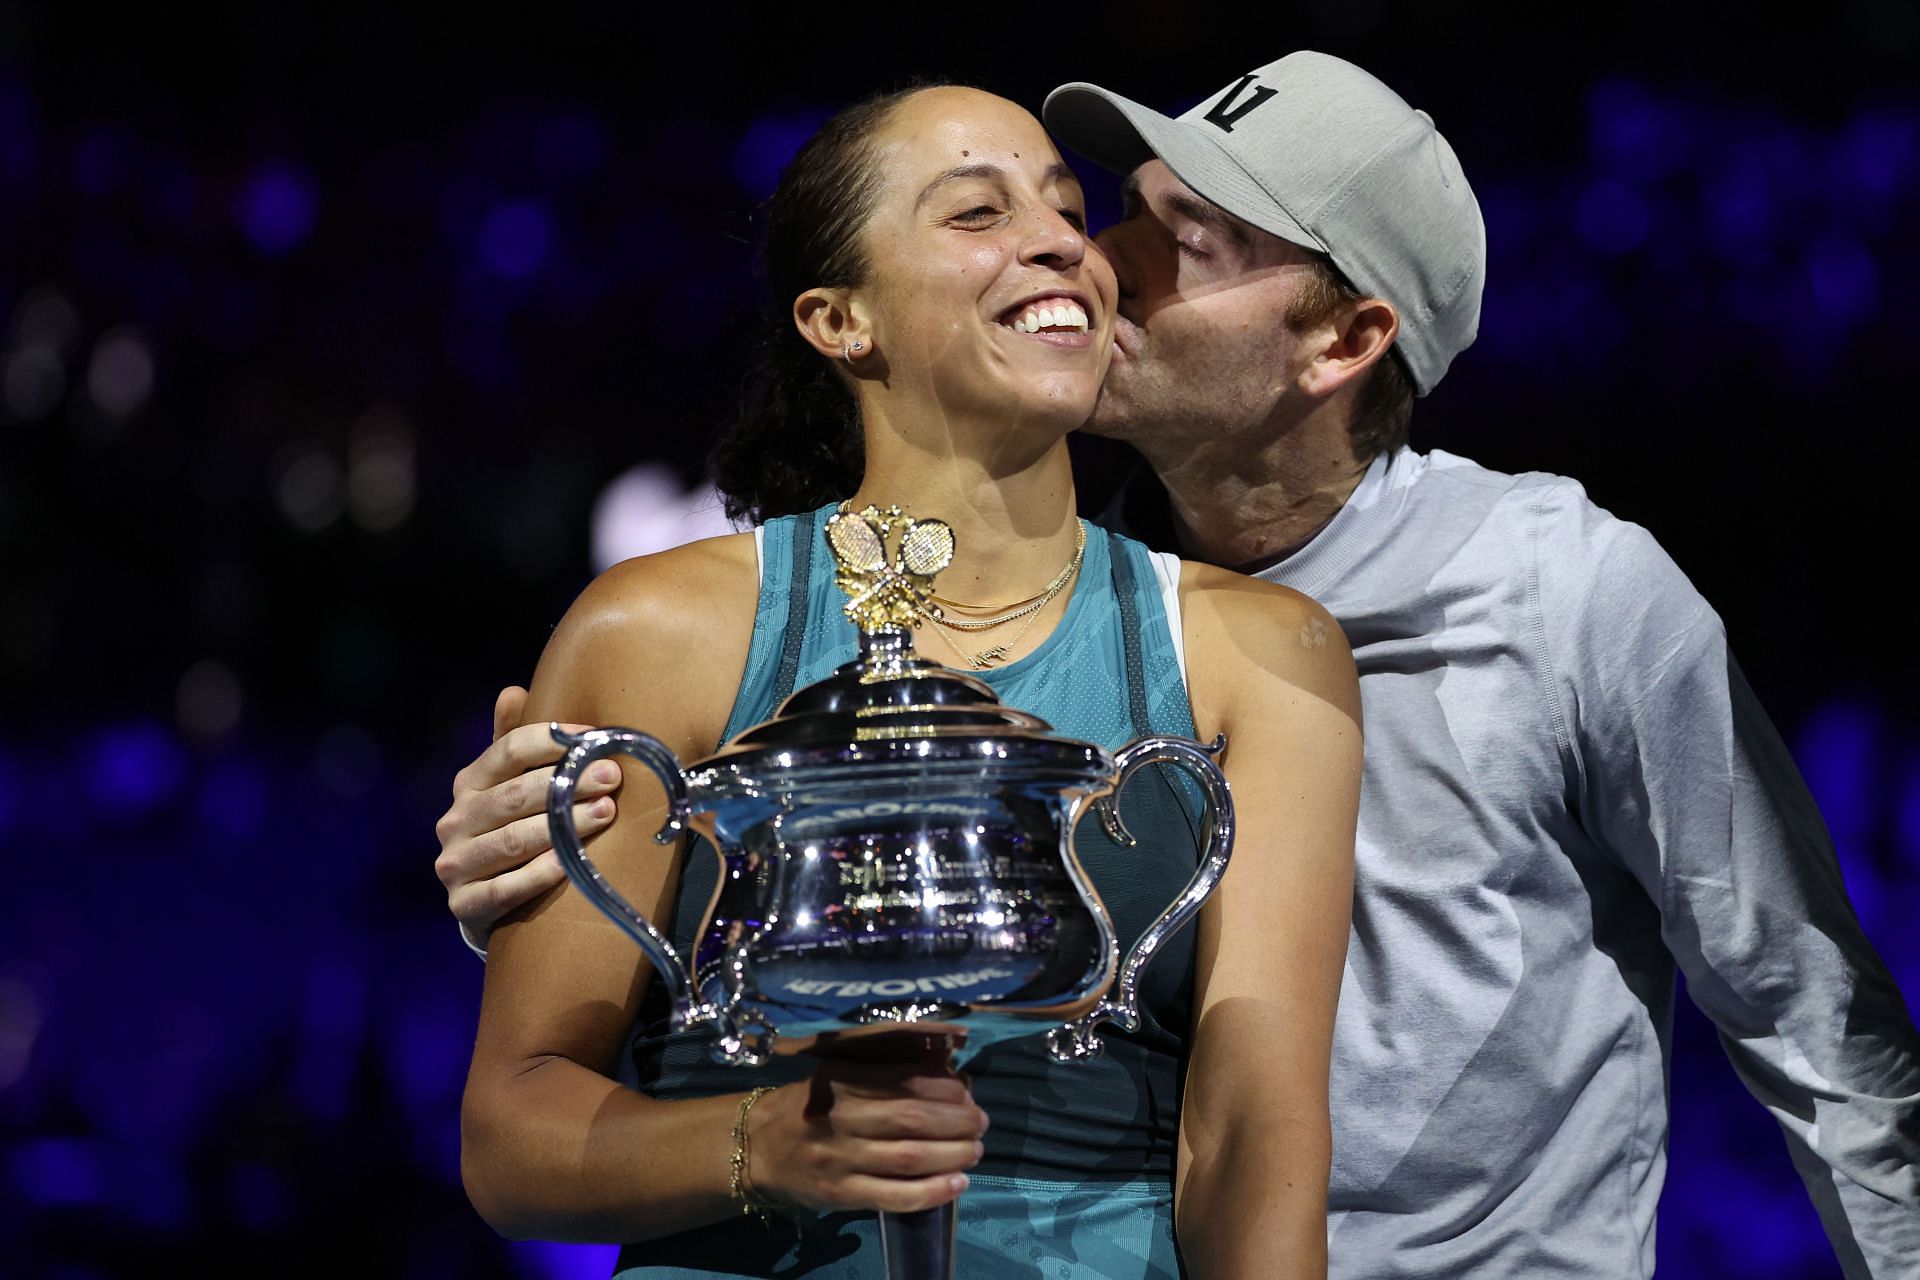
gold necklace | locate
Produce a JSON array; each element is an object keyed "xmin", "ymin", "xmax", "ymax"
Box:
[
  {"xmin": 931, "ymin": 583, "xmax": 1053, "ymax": 614},
  {"xmin": 928, "ymin": 524, "xmax": 1086, "ymax": 631},
  {"xmin": 927, "ymin": 525, "xmax": 1086, "ymax": 669}
]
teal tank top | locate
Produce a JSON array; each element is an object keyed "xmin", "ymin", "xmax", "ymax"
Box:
[{"xmin": 625, "ymin": 502, "xmax": 1204, "ymax": 1186}]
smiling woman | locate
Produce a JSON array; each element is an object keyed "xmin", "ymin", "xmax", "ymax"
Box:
[{"xmin": 456, "ymin": 84, "xmax": 1361, "ymax": 1280}]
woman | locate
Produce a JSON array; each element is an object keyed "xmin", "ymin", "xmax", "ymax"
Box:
[{"xmin": 459, "ymin": 84, "xmax": 1360, "ymax": 1280}]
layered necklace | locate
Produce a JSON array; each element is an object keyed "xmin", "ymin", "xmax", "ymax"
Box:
[{"xmin": 924, "ymin": 522, "xmax": 1086, "ymax": 671}]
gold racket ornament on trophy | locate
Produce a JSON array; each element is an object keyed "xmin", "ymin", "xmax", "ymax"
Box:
[{"xmin": 546, "ymin": 502, "xmax": 1235, "ymax": 1280}]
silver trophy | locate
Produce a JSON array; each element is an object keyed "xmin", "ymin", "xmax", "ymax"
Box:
[{"xmin": 547, "ymin": 503, "xmax": 1234, "ymax": 1279}]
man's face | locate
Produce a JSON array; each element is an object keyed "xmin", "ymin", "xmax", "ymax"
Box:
[{"xmin": 1087, "ymin": 161, "xmax": 1323, "ymax": 448}]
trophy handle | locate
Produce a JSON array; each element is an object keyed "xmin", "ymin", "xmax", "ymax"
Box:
[
  {"xmin": 1047, "ymin": 734, "xmax": 1233, "ymax": 1063},
  {"xmin": 548, "ymin": 725, "xmax": 747, "ymax": 1052}
]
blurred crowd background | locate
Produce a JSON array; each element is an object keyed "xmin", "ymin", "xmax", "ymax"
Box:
[{"xmin": 2, "ymin": 3, "xmax": 1917, "ymax": 1276}]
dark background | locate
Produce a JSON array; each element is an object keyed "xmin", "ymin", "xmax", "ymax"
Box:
[{"xmin": 2, "ymin": 2, "xmax": 1917, "ymax": 1276}]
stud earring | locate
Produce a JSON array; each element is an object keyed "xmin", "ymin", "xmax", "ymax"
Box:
[{"xmin": 843, "ymin": 341, "xmax": 864, "ymax": 363}]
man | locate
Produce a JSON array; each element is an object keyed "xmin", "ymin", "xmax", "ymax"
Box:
[{"xmin": 434, "ymin": 53, "xmax": 1920, "ymax": 1275}]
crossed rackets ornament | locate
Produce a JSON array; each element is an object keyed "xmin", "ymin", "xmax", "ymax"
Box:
[{"xmin": 825, "ymin": 502, "xmax": 956, "ymax": 634}]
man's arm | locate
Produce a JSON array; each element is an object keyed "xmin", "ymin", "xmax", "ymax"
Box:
[
  {"xmin": 1541, "ymin": 497, "xmax": 1920, "ymax": 1275},
  {"xmin": 434, "ymin": 685, "xmax": 624, "ymax": 956}
]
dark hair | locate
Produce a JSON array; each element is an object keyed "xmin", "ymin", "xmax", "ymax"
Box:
[
  {"xmin": 1284, "ymin": 256, "xmax": 1416, "ymax": 462},
  {"xmin": 710, "ymin": 85, "xmax": 939, "ymax": 524}
]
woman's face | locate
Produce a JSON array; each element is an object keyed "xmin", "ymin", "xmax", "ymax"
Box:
[{"xmin": 849, "ymin": 88, "xmax": 1117, "ymax": 437}]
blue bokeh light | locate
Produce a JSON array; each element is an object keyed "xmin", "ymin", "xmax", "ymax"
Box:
[
  {"xmin": 1576, "ymin": 178, "xmax": 1652, "ymax": 256},
  {"xmin": 1837, "ymin": 110, "xmax": 1916, "ymax": 203},
  {"xmin": 1586, "ymin": 78, "xmax": 1690, "ymax": 182},
  {"xmin": 10, "ymin": 1137, "xmax": 104, "ymax": 1208},
  {"xmin": 1795, "ymin": 699, "xmax": 1878, "ymax": 848},
  {"xmin": 238, "ymin": 163, "xmax": 320, "ymax": 256},
  {"xmin": 731, "ymin": 108, "xmax": 831, "ymax": 197},
  {"xmin": 295, "ymin": 955, "xmax": 369, "ymax": 1124},
  {"xmin": 478, "ymin": 200, "xmax": 553, "ymax": 280},
  {"xmin": 1705, "ymin": 146, "xmax": 1781, "ymax": 260},
  {"xmin": 85, "ymin": 720, "xmax": 190, "ymax": 817},
  {"xmin": 1806, "ymin": 234, "xmax": 1880, "ymax": 324},
  {"xmin": 1898, "ymin": 755, "xmax": 1920, "ymax": 864},
  {"xmin": 514, "ymin": 1240, "xmax": 623, "ymax": 1280}
]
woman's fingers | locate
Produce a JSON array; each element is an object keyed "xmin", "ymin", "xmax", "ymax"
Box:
[
  {"xmin": 841, "ymin": 1137, "xmax": 985, "ymax": 1179},
  {"xmin": 828, "ymin": 1093, "xmax": 989, "ymax": 1142},
  {"xmin": 815, "ymin": 1058, "xmax": 974, "ymax": 1101},
  {"xmin": 782, "ymin": 1130, "xmax": 981, "ymax": 1212},
  {"xmin": 749, "ymin": 1070, "xmax": 988, "ymax": 1214},
  {"xmin": 832, "ymin": 1172, "xmax": 972, "ymax": 1215}
]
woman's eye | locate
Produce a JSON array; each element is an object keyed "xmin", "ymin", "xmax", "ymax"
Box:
[
  {"xmin": 953, "ymin": 205, "xmax": 1005, "ymax": 224},
  {"xmin": 1177, "ymin": 238, "xmax": 1209, "ymax": 261}
]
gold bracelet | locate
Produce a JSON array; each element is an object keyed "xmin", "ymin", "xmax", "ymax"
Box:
[{"xmin": 728, "ymin": 1086, "xmax": 780, "ymax": 1221}]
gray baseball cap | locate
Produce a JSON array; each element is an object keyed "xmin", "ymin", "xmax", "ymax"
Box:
[{"xmin": 1044, "ymin": 51, "xmax": 1485, "ymax": 396}]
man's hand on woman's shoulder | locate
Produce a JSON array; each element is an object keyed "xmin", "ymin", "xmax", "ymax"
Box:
[{"xmin": 434, "ymin": 685, "xmax": 625, "ymax": 953}]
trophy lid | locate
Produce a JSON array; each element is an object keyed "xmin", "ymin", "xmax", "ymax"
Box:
[{"xmin": 695, "ymin": 504, "xmax": 1105, "ymax": 779}]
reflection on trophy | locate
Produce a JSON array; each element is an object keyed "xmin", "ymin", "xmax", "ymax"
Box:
[{"xmin": 547, "ymin": 503, "xmax": 1235, "ymax": 1280}]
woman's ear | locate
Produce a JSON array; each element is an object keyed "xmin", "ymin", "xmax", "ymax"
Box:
[{"xmin": 794, "ymin": 288, "xmax": 874, "ymax": 364}]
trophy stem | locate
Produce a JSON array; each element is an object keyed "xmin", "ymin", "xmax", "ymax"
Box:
[
  {"xmin": 813, "ymin": 1031, "xmax": 964, "ymax": 1280},
  {"xmin": 877, "ymin": 1202, "xmax": 957, "ymax": 1280}
]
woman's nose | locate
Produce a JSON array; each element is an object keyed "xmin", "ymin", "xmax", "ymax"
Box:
[{"xmin": 1021, "ymin": 208, "xmax": 1088, "ymax": 269}]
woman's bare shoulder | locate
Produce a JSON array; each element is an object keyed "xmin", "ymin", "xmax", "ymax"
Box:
[
  {"xmin": 567, "ymin": 531, "xmax": 760, "ymax": 644},
  {"xmin": 1175, "ymin": 559, "xmax": 1357, "ymax": 717},
  {"xmin": 1176, "ymin": 559, "xmax": 1341, "ymax": 644},
  {"xmin": 530, "ymin": 531, "xmax": 761, "ymax": 731}
]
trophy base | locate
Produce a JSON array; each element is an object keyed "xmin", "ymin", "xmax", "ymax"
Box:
[{"xmin": 846, "ymin": 998, "xmax": 969, "ymax": 1026}]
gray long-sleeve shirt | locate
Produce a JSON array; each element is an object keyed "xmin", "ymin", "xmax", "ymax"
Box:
[{"xmin": 1240, "ymin": 446, "xmax": 1920, "ymax": 1277}]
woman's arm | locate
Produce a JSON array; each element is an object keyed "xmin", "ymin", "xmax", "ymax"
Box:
[
  {"xmin": 1173, "ymin": 564, "xmax": 1362, "ymax": 1280},
  {"xmin": 458, "ymin": 536, "xmax": 986, "ymax": 1242}
]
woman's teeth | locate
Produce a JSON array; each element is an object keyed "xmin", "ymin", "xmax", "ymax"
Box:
[{"xmin": 1010, "ymin": 302, "xmax": 1090, "ymax": 334}]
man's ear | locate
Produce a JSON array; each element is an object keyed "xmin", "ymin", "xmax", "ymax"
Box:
[
  {"xmin": 1300, "ymin": 298, "xmax": 1399, "ymax": 399},
  {"xmin": 794, "ymin": 287, "xmax": 874, "ymax": 364}
]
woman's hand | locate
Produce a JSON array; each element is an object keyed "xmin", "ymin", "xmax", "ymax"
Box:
[
  {"xmin": 434, "ymin": 685, "xmax": 625, "ymax": 948},
  {"xmin": 749, "ymin": 1039, "xmax": 988, "ymax": 1215}
]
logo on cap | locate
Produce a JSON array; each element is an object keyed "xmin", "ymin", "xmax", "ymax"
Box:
[{"xmin": 1202, "ymin": 73, "xmax": 1277, "ymax": 134}]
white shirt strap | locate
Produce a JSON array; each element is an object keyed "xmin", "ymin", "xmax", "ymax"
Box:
[{"xmin": 1150, "ymin": 551, "xmax": 1188, "ymax": 689}]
